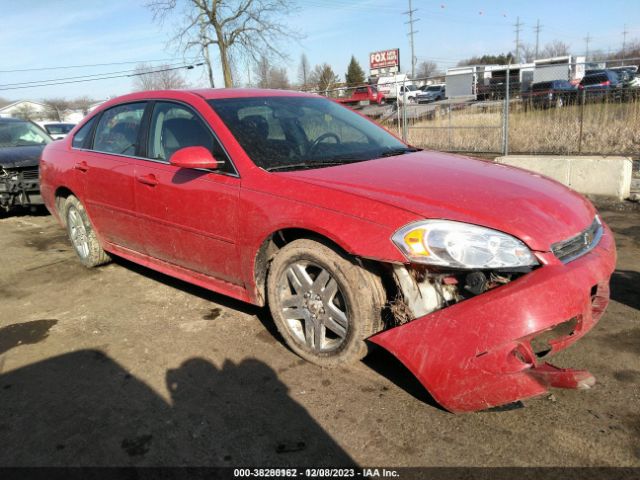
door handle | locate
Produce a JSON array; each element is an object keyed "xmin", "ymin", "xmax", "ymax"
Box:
[
  {"xmin": 74, "ymin": 161, "xmax": 89, "ymax": 172},
  {"xmin": 136, "ymin": 174, "xmax": 158, "ymax": 186}
]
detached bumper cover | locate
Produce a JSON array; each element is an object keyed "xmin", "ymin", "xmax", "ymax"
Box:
[{"xmin": 370, "ymin": 223, "xmax": 616, "ymax": 413}]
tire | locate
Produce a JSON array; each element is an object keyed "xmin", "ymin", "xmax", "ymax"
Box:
[
  {"xmin": 266, "ymin": 239, "xmax": 386, "ymax": 367},
  {"xmin": 63, "ymin": 195, "xmax": 111, "ymax": 268}
]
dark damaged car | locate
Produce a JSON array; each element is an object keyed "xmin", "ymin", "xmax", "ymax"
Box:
[{"xmin": 0, "ymin": 117, "xmax": 52, "ymax": 212}]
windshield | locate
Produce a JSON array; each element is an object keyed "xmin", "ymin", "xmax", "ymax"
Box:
[
  {"xmin": 0, "ymin": 122, "xmax": 52, "ymax": 148},
  {"xmin": 405, "ymin": 85, "xmax": 418, "ymax": 91},
  {"xmin": 208, "ymin": 96, "xmax": 411, "ymax": 171}
]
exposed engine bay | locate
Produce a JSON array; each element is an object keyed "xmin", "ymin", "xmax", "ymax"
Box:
[
  {"xmin": 387, "ymin": 263, "xmax": 531, "ymax": 326},
  {"xmin": 0, "ymin": 166, "xmax": 42, "ymax": 211}
]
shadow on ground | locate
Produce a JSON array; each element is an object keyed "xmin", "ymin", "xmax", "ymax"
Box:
[
  {"xmin": 610, "ymin": 270, "xmax": 640, "ymax": 310},
  {"xmin": 0, "ymin": 350, "xmax": 354, "ymax": 466}
]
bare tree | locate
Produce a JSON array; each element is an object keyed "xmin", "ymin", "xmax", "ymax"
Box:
[
  {"xmin": 13, "ymin": 104, "xmax": 37, "ymax": 121},
  {"xmin": 147, "ymin": 0, "xmax": 299, "ymax": 88},
  {"xmin": 298, "ymin": 53, "xmax": 310, "ymax": 88},
  {"xmin": 69, "ymin": 96, "xmax": 96, "ymax": 116},
  {"xmin": 254, "ymin": 56, "xmax": 271, "ymax": 88},
  {"xmin": 43, "ymin": 98, "xmax": 71, "ymax": 121},
  {"xmin": 268, "ymin": 67, "xmax": 290, "ymax": 89},
  {"xmin": 542, "ymin": 40, "xmax": 571, "ymax": 58},
  {"xmin": 309, "ymin": 63, "xmax": 339, "ymax": 93},
  {"xmin": 132, "ymin": 63, "xmax": 189, "ymax": 91},
  {"xmin": 415, "ymin": 61, "xmax": 439, "ymax": 80},
  {"xmin": 519, "ymin": 43, "xmax": 537, "ymax": 63},
  {"xmin": 254, "ymin": 56, "xmax": 289, "ymax": 89}
]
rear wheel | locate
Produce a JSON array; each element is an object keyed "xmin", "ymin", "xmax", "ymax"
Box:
[
  {"xmin": 267, "ymin": 239, "xmax": 385, "ymax": 367},
  {"xmin": 64, "ymin": 196, "xmax": 111, "ymax": 268}
]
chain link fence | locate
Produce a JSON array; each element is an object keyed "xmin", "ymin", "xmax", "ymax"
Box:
[{"xmin": 312, "ymin": 57, "xmax": 640, "ymax": 168}]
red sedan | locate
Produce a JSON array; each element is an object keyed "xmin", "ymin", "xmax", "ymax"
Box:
[{"xmin": 40, "ymin": 89, "xmax": 616, "ymax": 413}]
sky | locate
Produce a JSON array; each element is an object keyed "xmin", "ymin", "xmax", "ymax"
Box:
[{"xmin": 1, "ymin": 0, "xmax": 639, "ymax": 102}]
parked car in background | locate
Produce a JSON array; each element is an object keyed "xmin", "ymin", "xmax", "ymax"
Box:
[
  {"xmin": 42, "ymin": 122, "xmax": 76, "ymax": 140},
  {"xmin": 41, "ymin": 88, "xmax": 615, "ymax": 413},
  {"xmin": 578, "ymin": 70, "xmax": 623, "ymax": 102},
  {"xmin": 337, "ymin": 85, "xmax": 386, "ymax": 106},
  {"xmin": 0, "ymin": 118, "xmax": 52, "ymax": 211},
  {"xmin": 417, "ymin": 84, "xmax": 446, "ymax": 103},
  {"xmin": 525, "ymin": 80, "xmax": 577, "ymax": 109},
  {"xmin": 398, "ymin": 84, "xmax": 419, "ymax": 104}
]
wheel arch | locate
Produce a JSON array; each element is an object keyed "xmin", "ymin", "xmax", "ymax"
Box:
[
  {"xmin": 251, "ymin": 227, "xmax": 354, "ymax": 307},
  {"xmin": 54, "ymin": 186, "xmax": 77, "ymax": 225}
]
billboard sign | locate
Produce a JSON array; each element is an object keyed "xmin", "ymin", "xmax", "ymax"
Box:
[{"xmin": 370, "ymin": 49, "xmax": 400, "ymax": 70}]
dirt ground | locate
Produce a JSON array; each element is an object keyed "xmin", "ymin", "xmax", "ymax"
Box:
[{"xmin": 0, "ymin": 205, "xmax": 638, "ymax": 468}]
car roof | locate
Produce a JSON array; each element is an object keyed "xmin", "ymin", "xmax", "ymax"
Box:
[
  {"xmin": 92, "ymin": 88, "xmax": 319, "ymax": 114},
  {"xmin": 0, "ymin": 117, "xmax": 30, "ymax": 124}
]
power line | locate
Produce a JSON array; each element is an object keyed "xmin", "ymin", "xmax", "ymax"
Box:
[
  {"xmin": 0, "ymin": 63, "xmax": 204, "ymax": 92},
  {"xmin": 0, "ymin": 58, "xmax": 196, "ymax": 74},
  {"xmin": 0, "ymin": 62, "xmax": 189, "ymax": 88},
  {"xmin": 403, "ymin": 0, "xmax": 419, "ymax": 78}
]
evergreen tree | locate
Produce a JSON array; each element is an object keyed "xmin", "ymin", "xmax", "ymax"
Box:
[{"xmin": 345, "ymin": 56, "xmax": 365, "ymax": 86}]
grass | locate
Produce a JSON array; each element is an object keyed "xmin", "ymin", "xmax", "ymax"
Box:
[{"xmin": 386, "ymin": 98, "xmax": 640, "ymax": 156}]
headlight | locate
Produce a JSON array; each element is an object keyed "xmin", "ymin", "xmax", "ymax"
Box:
[{"xmin": 392, "ymin": 220, "xmax": 538, "ymax": 269}]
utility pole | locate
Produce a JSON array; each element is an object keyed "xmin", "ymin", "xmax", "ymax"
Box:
[
  {"xmin": 533, "ymin": 19, "xmax": 542, "ymax": 60},
  {"xmin": 584, "ymin": 33, "xmax": 591, "ymax": 61},
  {"xmin": 622, "ymin": 24, "xmax": 628, "ymax": 61},
  {"xmin": 514, "ymin": 16, "xmax": 523, "ymax": 63},
  {"xmin": 403, "ymin": 0, "xmax": 419, "ymax": 78}
]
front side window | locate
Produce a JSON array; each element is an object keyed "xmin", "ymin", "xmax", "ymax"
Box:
[
  {"xmin": 93, "ymin": 102, "xmax": 146, "ymax": 156},
  {"xmin": 147, "ymin": 102, "xmax": 231, "ymax": 172},
  {"xmin": 0, "ymin": 122, "xmax": 51, "ymax": 148},
  {"xmin": 209, "ymin": 96, "xmax": 409, "ymax": 171}
]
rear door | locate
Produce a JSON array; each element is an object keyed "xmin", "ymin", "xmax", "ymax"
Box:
[
  {"xmin": 81, "ymin": 102, "xmax": 148, "ymax": 252},
  {"xmin": 134, "ymin": 100, "xmax": 241, "ymax": 284}
]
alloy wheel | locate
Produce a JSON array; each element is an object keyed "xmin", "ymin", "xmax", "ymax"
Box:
[{"xmin": 278, "ymin": 261, "xmax": 349, "ymax": 352}]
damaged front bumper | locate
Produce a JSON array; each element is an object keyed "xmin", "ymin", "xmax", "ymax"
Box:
[
  {"xmin": 369, "ymin": 223, "xmax": 616, "ymax": 413},
  {"xmin": 0, "ymin": 167, "xmax": 42, "ymax": 210}
]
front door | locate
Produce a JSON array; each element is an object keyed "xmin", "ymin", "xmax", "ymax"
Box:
[{"xmin": 134, "ymin": 101, "xmax": 241, "ymax": 285}]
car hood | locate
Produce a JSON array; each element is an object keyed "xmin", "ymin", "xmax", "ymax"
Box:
[
  {"xmin": 0, "ymin": 145, "xmax": 44, "ymax": 169},
  {"xmin": 280, "ymin": 151, "xmax": 596, "ymax": 252}
]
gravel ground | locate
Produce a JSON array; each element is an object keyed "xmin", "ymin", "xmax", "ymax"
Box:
[{"xmin": 0, "ymin": 206, "xmax": 638, "ymax": 468}]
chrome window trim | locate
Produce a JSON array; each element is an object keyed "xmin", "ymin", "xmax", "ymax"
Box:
[
  {"xmin": 68, "ymin": 147, "xmax": 240, "ymax": 179},
  {"xmin": 70, "ymin": 98, "xmax": 240, "ymax": 179}
]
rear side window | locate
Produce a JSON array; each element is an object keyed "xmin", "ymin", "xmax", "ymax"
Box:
[
  {"xmin": 582, "ymin": 74, "xmax": 606, "ymax": 86},
  {"xmin": 532, "ymin": 82, "xmax": 552, "ymax": 91},
  {"xmin": 72, "ymin": 117, "xmax": 96, "ymax": 149},
  {"xmin": 93, "ymin": 102, "xmax": 146, "ymax": 156},
  {"xmin": 148, "ymin": 102, "xmax": 232, "ymax": 173}
]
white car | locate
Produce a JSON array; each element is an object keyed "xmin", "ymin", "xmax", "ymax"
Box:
[{"xmin": 41, "ymin": 122, "xmax": 75, "ymax": 140}]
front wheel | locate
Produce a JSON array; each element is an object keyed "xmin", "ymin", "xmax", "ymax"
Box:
[{"xmin": 267, "ymin": 239, "xmax": 385, "ymax": 367}]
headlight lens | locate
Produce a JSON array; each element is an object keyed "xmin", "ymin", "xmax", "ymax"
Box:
[{"xmin": 392, "ymin": 220, "xmax": 538, "ymax": 269}]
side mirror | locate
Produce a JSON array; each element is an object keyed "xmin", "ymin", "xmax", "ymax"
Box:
[{"xmin": 169, "ymin": 146, "xmax": 222, "ymax": 170}]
